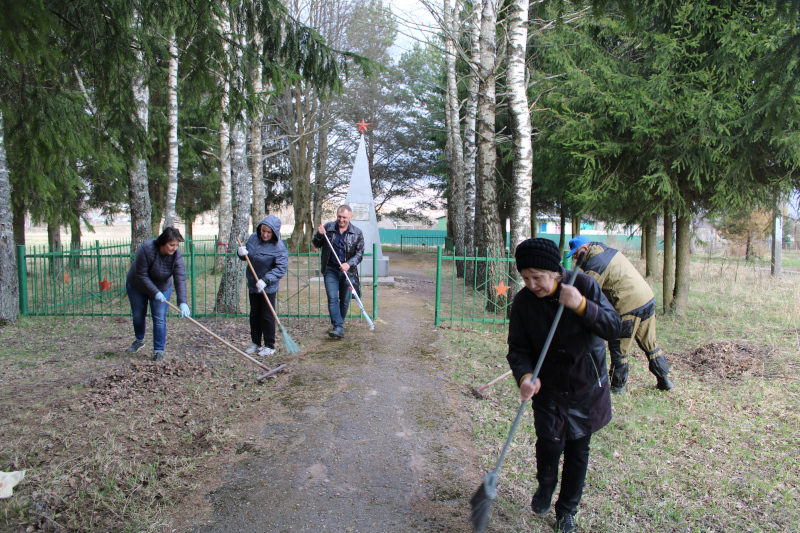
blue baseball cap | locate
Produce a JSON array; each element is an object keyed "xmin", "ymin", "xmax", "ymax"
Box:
[{"xmin": 566, "ymin": 235, "xmax": 590, "ymax": 258}]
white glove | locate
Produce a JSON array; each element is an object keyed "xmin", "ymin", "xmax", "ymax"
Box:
[
  {"xmin": 154, "ymin": 292, "xmax": 166, "ymax": 302},
  {"xmin": 237, "ymin": 246, "xmax": 248, "ymax": 257},
  {"xmin": 180, "ymin": 303, "xmax": 191, "ymax": 318},
  {"xmin": 255, "ymin": 279, "xmax": 266, "ymax": 292}
]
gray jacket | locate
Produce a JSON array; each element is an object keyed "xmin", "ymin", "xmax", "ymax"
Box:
[
  {"xmin": 126, "ymin": 240, "xmax": 188, "ymax": 304},
  {"xmin": 239, "ymin": 215, "xmax": 288, "ymax": 294}
]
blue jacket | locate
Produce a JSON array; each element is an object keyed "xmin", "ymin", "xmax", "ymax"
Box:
[
  {"xmin": 239, "ymin": 215, "xmax": 288, "ymax": 294},
  {"xmin": 126, "ymin": 240, "xmax": 187, "ymax": 304}
]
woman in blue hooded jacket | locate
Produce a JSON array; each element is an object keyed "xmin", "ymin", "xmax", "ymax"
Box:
[{"xmin": 237, "ymin": 216, "xmax": 288, "ymax": 356}]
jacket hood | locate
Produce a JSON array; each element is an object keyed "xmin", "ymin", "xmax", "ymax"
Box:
[{"xmin": 257, "ymin": 215, "xmax": 282, "ymax": 242}]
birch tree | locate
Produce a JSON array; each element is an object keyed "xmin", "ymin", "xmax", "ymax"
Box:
[
  {"xmin": 216, "ymin": 5, "xmax": 233, "ymax": 272},
  {"xmin": 129, "ymin": 8, "xmax": 152, "ymax": 252},
  {"xmin": 506, "ymin": 0, "xmax": 533, "ymax": 250},
  {"xmin": 162, "ymin": 32, "xmax": 180, "ymax": 230},
  {"xmin": 0, "ymin": 109, "xmax": 18, "ymax": 323}
]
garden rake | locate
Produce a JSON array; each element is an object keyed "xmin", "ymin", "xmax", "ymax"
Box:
[
  {"xmin": 237, "ymin": 238, "xmax": 301, "ymax": 355},
  {"xmin": 164, "ymin": 301, "xmax": 286, "ymax": 382}
]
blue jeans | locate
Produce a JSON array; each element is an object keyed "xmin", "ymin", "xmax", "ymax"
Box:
[
  {"xmin": 126, "ymin": 282, "xmax": 172, "ymax": 351},
  {"xmin": 324, "ymin": 269, "xmax": 353, "ymax": 328}
]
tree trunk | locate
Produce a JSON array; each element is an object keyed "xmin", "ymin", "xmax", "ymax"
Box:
[
  {"xmin": 0, "ymin": 108, "xmax": 19, "ymax": 323},
  {"xmin": 216, "ymin": 18, "xmax": 250, "ymax": 315},
  {"xmin": 645, "ymin": 213, "xmax": 657, "ymax": 277},
  {"xmin": 771, "ymin": 192, "xmax": 782, "ymax": 277},
  {"xmin": 559, "ymin": 202, "xmax": 566, "ymax": 257},
  {"xmin": 640, "ymin": 223, "xmax": 646, "ymax": 259},
  {"xmin": 662, "ymin": 207, "xmax": 674, "ymax": 313},
  {"xmin": 47, "ymin": 220, "xmax": 62, "ymax": 275},
  {"xmin": 463, "ymin": 2, "xmax": 481, "ymax": 274},
  {"xmin": 445, "ymin": 0, "xmax": 466, "ymax": 276},
  {"xmin": 70, "ymin": 218, "xmax": 81, "ymax": 269},
  {"xmin": 670, "ymin": 213, "xmax": 691, "ymax": 317},
  {"xmin": 185, "ymin": 214, "xmax": 194, "ymax": 240},
  {"xmin": 507, "ymin": 0, "xmax": 532, "ymax": 251},
  {"xmin": 163, "ymin": 33, "xmax": 180, "ymax": 231},
  {"xmin": 745, "ymin": 233, "xmax": 751, "ymax": 261},
  {"xmin": 477, "ymin": 0, "xmax": 502, "ymax": 270},
  {"xmin": 287, "ymin": 83, "xmax": 317, "ymax": 248},
  {"xmin": 129, "ymin": 10, "xmax": 152, "ymax": 253},
  {"xmin": 12, "ymin": 198, "xmax": 25, "ymax": 246},
  {"xmin": 312, "ymin": 104, "xmax": 330, "ymax": 232},
  {"xmin": 250, "ymin": 34, "xmax": 265, "ymax": 230},
  {"xmin": 216, "ymin": 7, "xmax": 232, "ymax": 273}
]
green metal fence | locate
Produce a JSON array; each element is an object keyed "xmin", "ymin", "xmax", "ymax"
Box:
[
  {"xmin": 433, "ymin": 244, "xmax": 578, "ymax": 332},
  {"xmin": 399, "ymin": 234, "xmax": 448, "ymax": 253},
  {"xmin": 17, "ymin": 239, "xmax": 379, "ymax": 324}
]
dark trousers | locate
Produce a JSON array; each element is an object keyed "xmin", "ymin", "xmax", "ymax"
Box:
[
  {"xmin": 536, "ymin": 433, "xmax": 592, "ymax": 517},
  {"xmin": 248, "ymin": 291, "xmax": 277, "ymax": 348}
]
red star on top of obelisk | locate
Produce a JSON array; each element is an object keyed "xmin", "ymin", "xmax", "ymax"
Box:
[{"xmin": 356, "ymin": 119, "xmax": 371, "ymax": 133}]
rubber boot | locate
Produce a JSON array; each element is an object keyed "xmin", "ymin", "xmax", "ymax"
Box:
[
  {"xmin": 609, "ymin": 362, "xmax": 628, "ymax": 394},
  {"xmin": 649, "ymin": 354, "xmax": 674, "ymax": 391}
]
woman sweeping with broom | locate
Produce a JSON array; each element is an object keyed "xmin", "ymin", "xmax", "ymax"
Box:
[
  {"xmin": 237, "ymin": 216, "xmax": 288, "ymax": 356},
  {"xmin": 506, "ymin": 239, "xmax": 621, "ymax": 533}
]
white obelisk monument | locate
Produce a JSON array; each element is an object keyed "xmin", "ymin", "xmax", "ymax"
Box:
[{"xmin": 345, "ymin": 120, "xmax": 389, "ymax": 277}]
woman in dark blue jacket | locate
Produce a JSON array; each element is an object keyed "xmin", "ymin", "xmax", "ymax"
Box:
[
  {"xmin": 125, "ymin": 227, "xmax": 191, "ymax": 361},
  {"xmin": 237, "ymin": 216, "xmax": 288, "ymax": 356},
  {"xmin": 506, "ymin": 238, "xmax": 621, "ymax": 533}
]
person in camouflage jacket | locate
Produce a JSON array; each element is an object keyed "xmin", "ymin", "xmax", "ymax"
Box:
[{"xmin": 567, "ymin": 236, "xmax": 674, "ymax": 393}]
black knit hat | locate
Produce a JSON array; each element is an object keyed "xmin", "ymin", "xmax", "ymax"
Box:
[{"xmin": 515, "ymin": 238, "xmax": 562, "ymax": 272}]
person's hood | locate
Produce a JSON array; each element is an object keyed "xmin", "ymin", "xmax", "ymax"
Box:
[{"xmin": 257, "ymin": 215, "xmax": 282, "ymax": 242}]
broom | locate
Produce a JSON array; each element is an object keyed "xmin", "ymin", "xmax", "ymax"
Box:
[
  {"xmin": 237, "ymin": 237, "xmax": 301, "ymax": 355},
  {"xmin": 470, "ymin": 252, "xmax": 586, "ymax": 532}
]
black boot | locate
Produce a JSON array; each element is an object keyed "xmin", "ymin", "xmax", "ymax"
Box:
[
  {"xmin": 609, "ymin": 362, "xmax": 628, "ymax": 394},
  {"xmin": 531, "ymin": 485, "xmax": 554, "ymax": 515},
  {"xmin": 649, "ymin": 354, "xmax": 674, "ymax": 391}
]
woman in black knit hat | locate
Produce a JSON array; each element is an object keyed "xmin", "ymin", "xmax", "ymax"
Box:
[{"xmin": 506, "ymin": 238, "xmax": 621, "ymax": 533}]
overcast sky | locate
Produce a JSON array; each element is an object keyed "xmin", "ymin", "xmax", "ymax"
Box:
[{"xmin": 389, "ymin": 0, "xmax": 437, "ymax": 59}]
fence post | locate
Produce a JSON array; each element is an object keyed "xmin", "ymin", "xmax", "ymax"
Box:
[
  {"xmin": 400, "ymin": 235, "xmax": 404, "ymax": 253},
  {"xmin": 17, "ymin": 245, "xmax": 27, "ymax": 316},
  {"xmin": 372, "ymin": 243, "xmax": 378, "ymax": 319},
  {"xmin": 435, "ymin": 245, "xmax": 442, "ymax": 326},
  {"xmin": 190, "ymin": 240, "xmax": 197, "ymax": 317}
]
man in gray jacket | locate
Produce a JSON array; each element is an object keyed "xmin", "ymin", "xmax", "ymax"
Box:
[{"xmin": 312, "ymin": 205, "xmax": 365, "ymax": 339}]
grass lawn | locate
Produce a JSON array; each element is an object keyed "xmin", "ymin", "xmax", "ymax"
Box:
[{"xmin": 439, "ymin": 255, "xmax": 800, "ymax": 532}]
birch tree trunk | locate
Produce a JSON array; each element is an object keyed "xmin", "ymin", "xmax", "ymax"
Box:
[
  {"xmin": 645, "ymin": 213, "xmax": 657, "ymax": 277},
  {"xmin": 0, "ymin": 108, "xmax": 19, "ymax": 323},
  {"xmin": 444, "ymin": 0, "xmax": 466, "ymax": 276},
  {"xmin": 216, "ymin": 19, "xmax": 251, "ymax": 314},
  {"xmin": 476, "ymin": 0, "xmax": 503, "ymax": 304},
  {"xmin": 250, "ymin": 33, "xmax": 266, "ymax": 230},
  {"xmin": 216, "ymin": 7, "xmax": 232, "ymax": 273},
  {"xmin": 463, "ymin": 3, "xmax": 481, "ymax": 268},
  {"xmin": 312, "ymin": 104, "xmax": 330, "ymax": 230},
  {"xmin": 670, "ymin": 212, "xmax": 691, "ymax": 317},
  {"xmin": 662, "ymin": 207, "xmax": 674, "ymax": 313},
  {"xmin": 163, "ymin": 33, "xmax": 180, "ymax": 230},
  {"xmin": 129, "ymin": 10, "xmax": 152, "ymax": 253}
]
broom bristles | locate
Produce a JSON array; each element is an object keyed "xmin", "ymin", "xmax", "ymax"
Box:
[
  {"xmin": 280, "ymin": 325, "xmax": 301, "ymax": 354},
  {"xmin": 470, "ymin": 481, "xmax": 494, "ymax": 533}
]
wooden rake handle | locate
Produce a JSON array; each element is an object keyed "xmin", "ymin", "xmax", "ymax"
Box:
[
  {"xmin": 477, "ymin": 370, "xmax": 513, "ymax": 393},
  {"xmin": 236, "ymin": 238, "xmax": 285, "ymax": 329},
  {"xmin": 164, "ymin": 300, "xmax": 272, "ymax": 372}
]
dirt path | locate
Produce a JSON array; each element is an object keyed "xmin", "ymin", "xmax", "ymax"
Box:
[{"xmin": 183, "ymin": 252, "xmax": 481, "ymax": 533}]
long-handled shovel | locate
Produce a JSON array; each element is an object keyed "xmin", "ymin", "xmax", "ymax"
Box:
[
  {"xmin": 470, "ymin": 252, "xmax": 586, "ymax": 532},
  {"xmin": 164, "ymin": 301, "xmax": 286, "ymax": 382},
  {"xmin": 237, "ymin": 238, "xmax": 301, "ymax": 354},
  {"xmin": 321, "ymin": 231, "xmax": 375, "ymax": 330}
]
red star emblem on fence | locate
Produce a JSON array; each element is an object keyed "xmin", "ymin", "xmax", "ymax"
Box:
[
  {"xmin": 99, "ymin": 277, "xmax": 112, "ymax": 292},
  {"xmin": 494, "ymin": 281, "xmax": 510, "ymax": 297}
]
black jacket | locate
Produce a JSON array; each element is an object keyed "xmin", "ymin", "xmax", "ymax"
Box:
[
  {"xmin": 506, "ymin": 270, "xmax": 621, "ymax": 441},
  {"xmin": 311, "ymin": 222, "xmax": 365, "ymax": 276},
  {"xmin": 126, "ymin": 240, "xmax": 187, "ymax": 304}
]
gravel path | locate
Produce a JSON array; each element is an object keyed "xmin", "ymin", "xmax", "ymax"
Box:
[{"xmin": 188, "ymin": 252, "xmax": 482, "ymax": 533}]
